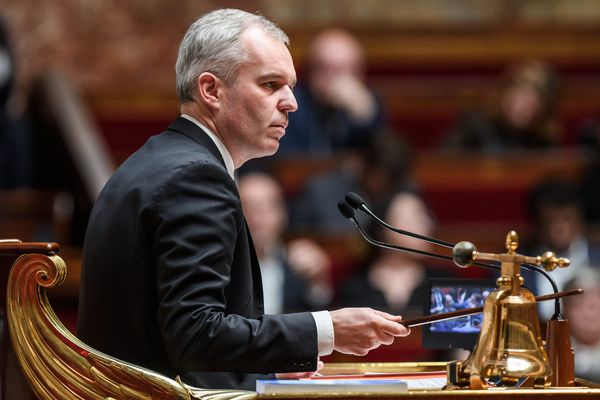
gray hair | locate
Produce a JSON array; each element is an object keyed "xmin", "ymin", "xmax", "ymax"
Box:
[{"xmin": 175, "ymin": 8, "xmax": 289, "ymax": 103}]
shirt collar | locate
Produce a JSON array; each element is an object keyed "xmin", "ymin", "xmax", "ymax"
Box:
[{"xmin": 181, "ymin": 114, "xmax": 235, "ymax": 180}]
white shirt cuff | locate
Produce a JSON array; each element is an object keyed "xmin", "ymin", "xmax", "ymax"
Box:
[{"xmin": 311, "ymin": 310, "xmax": 334, "ymax": 356}]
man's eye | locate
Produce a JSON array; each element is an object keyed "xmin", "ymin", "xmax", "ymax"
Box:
[{"xmin": 264, "ymin": 82, "xmax": 276, "ymax": 89}]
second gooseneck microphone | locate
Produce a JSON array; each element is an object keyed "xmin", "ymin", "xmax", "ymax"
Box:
[
  {"xmin": 337, "ymin": 201, "xmax": 456, "ymax": 263},
  {"xmin": 340, "ymin": 193, "xmax": 500, "ymax": 274},
  {"xmin": 339, "ymin": 191, "xmax": 563, "ymax": 317},
  {"xmin": 345, "ymin": 192, "xmax": 455, "ymax": 249}
]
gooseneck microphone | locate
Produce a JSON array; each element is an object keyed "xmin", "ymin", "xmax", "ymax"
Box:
[
  {"xmin": 345, "ymin": 192, "xmax": 455, "ymax": 249},
  {"xmin": 340, "ymin": 192, "xmax": 563, "ymax": 317},
  {"xmin": 341, "ymin": 194, "xmax": 500, "ymax": 274},
  {"xmin": 534, "ymin": 265, "xmax": 561, "ymax": 317},
  {"xmin": 337, "ymin": 201, "xmax": 457, "ymax": 264}
]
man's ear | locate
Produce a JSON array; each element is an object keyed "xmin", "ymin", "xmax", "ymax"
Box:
[{"xmin": 196, "ymin": 72, "xmax": 222, "ymax": 110}]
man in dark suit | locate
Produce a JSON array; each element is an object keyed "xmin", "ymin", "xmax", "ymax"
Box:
[{"xmin": 77, "ymin": 8, "xmax": 410, "ymax": 391}]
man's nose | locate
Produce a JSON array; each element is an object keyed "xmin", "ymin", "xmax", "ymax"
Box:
[{"xmin": 279, "ymin": 86, "xmax": 298, "ymax": 113}]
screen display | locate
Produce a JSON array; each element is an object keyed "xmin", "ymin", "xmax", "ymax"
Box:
[{"xmin": 423, "ymin": 278, "xmax": 496, "ymax": 349}]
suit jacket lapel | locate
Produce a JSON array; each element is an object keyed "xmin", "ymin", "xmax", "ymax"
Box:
[
  {"xmin": 244, "ymin": 219, "xmax": 265, "ymax": 314},
  {"xmin": 169, "ymin": 117, "xmax": 264, "ymax": 314}
]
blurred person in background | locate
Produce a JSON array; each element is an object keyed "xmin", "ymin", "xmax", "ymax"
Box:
[
  {"xmin": 578, "ymin": 112, "xmax": 600, "ymax": 151},
  {"xmin": 0, "ymin": 18, "xmax": 32, "ymax": 188},
  {"xmin": 563, "ymin": 268, "xmax": 600, "ymax": 383},
  {"xmin": 444, "ymin": 60, "xmax": 562, "ymax": 153},
  {"xmin": 239, "ymin": 172, "xmax": 333, "ymax": 314},
  {"xmin": 337, "ymin": 189, "xmax": 442, "ymax": 317},
  {"xmin": 291, "ymin": 131, "xmax": 410, "ymax": 233},
  {"xmin": 579, "ymin": 117, "xmax": 600, "ymax": 223},
  {"xmin": 523, "ymin": 179, "xmax": 600, "ymax": 320},
  {"xmin": 279, "ymin": 28, "xmax": 385, "ymax": 154}
]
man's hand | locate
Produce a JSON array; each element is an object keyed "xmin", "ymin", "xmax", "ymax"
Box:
[
  {"xmin": 330, "ymin": 308, "xmax": 410, "ymax": 356},
  {"xmin": 323, "ymin": 74, "xmax": 376, "ymax": 124}
]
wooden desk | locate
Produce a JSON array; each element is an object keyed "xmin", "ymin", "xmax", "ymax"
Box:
[
  {"xmin": 261, "ymin": 388, "xmax": 600, "ymax": 399},
  {"xmin": 256, "ymin": 362, "xmax": 600, "ymax": 399}
]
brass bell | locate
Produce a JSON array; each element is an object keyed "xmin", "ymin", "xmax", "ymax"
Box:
[
  {"xmin": 460, "ymin": 275, "xmax": 551, "ymax": 388},
  {"xmin": 448, "ymin": 231, "xmax": 569, "ymax": 389}
]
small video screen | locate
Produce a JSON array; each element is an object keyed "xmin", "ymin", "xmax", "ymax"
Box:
[{"xmin": 423, "ymin": 278, "xmax": 496, "ymax": 349}]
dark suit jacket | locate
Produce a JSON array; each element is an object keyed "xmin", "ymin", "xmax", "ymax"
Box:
[{"xmin": 77, "ymin": 117, "xmax": 318, "ymax": 390}]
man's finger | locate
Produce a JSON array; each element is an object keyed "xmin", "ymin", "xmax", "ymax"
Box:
[
  {"xmin": 377, "ymin": 316, "xmax": 410, "ymax": 336},
  {"xmin": 371, "ymin": 309, "xmax": 403, "ymax": 322}
]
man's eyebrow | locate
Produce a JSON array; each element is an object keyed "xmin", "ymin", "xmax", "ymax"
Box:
[{"xmin": 259, "ymin": 73, "xmax": 297, "ymax": 88}]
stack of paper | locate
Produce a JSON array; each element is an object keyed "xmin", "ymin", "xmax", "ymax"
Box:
[{"xmin": 256, "ymin": 378, "xmax": 408, "ymax": 395}]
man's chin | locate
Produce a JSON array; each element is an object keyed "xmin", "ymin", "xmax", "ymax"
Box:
[
  {"xmin": 265, "ymin": 146, "xmax": 279, "ymax": 157},
  {"xmin": 253, "ymin": 143, "xmax": 280, "ymax": 160},
  {"xmin": 266, "ymin": 138, "xmax": 282, "ymax": 155}
]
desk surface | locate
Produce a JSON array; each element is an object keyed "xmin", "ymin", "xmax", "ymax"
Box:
[{"xmin": 250, "ymin": 362, "xmax": 600, "ymax": 399}]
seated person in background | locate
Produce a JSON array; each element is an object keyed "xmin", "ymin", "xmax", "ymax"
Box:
[
  {"xmin": 522, "ymin": 179, "xmax": 600, "ymax": 320},
  {"xmin": 579, "ymin": 118, "xmax": 600, "ymax": 223},
  {"xmin": 239, "ymin": 172, "xmax": 333, "ymax": 313},
  {"xmin": 337, "ymin": 189, "xmax": 441, "ymax": 317},
  {"xmin": 0, "ymin": 18, "xmax": 32, "ymax": 188},
  {"xmin": 279, "ymin": 28, "xmax": 385, "ymax": 154},
  {"xmin": 563, "ymin": 268, "xmax": 600, "ymax": 383},
  {"xmin": 444, "ymin": 59, "xmax": 562, "ymax": 153},
  {"xmin": 291, "ymin": 132, "xmax": 409, "ymax": 233},
  {"xmin": 578, "ymin": 112, "xmax": 600, "ymax": 151}
]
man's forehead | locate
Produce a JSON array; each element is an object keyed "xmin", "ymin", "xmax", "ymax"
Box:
[
  {"xmin": 239, "ymin": 29, "xmax": 296, "ymax": 82},
  {"xmin": 242, "ymin": 27, "xmax": 291, "ymax": 57}
]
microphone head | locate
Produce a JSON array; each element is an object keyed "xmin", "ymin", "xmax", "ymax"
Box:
[
  {"xmin": 453, "ymin": 241, "xmax": 477, "ymax": 268},
  {"xmin": 337, "ymin": 200, "xmax": 356, "ymax": 219},
  {"xmin": 345, "ymin": 192, "xmax": 365, "ymax": 210}
]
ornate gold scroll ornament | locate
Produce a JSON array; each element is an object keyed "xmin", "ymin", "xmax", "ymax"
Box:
[{"xmin": 6, "ymin": 252, "xmax": 256, "ymax": 400}]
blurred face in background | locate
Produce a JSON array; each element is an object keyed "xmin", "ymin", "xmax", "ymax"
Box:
[
  {"xmin": 500, "ymin": 83, "xmax": 543, "ymax": 130},
  {"xmin": 239, "ymin": 173, "xmax": 286, "ymax": 255},
  {"xmin": 565, "ymin": 286, "xmax": 600, "ymax": 346},
  {"xmin": 383, "ymin": 192, "xmax": 435, "ymax": 254},
  {"xmin": 538, "ymin": 204, "xmax": 582, "ymax": 253},
  {"xmin": 307, "ymin": 29, "xmax": 364, "ymax": 103}
]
